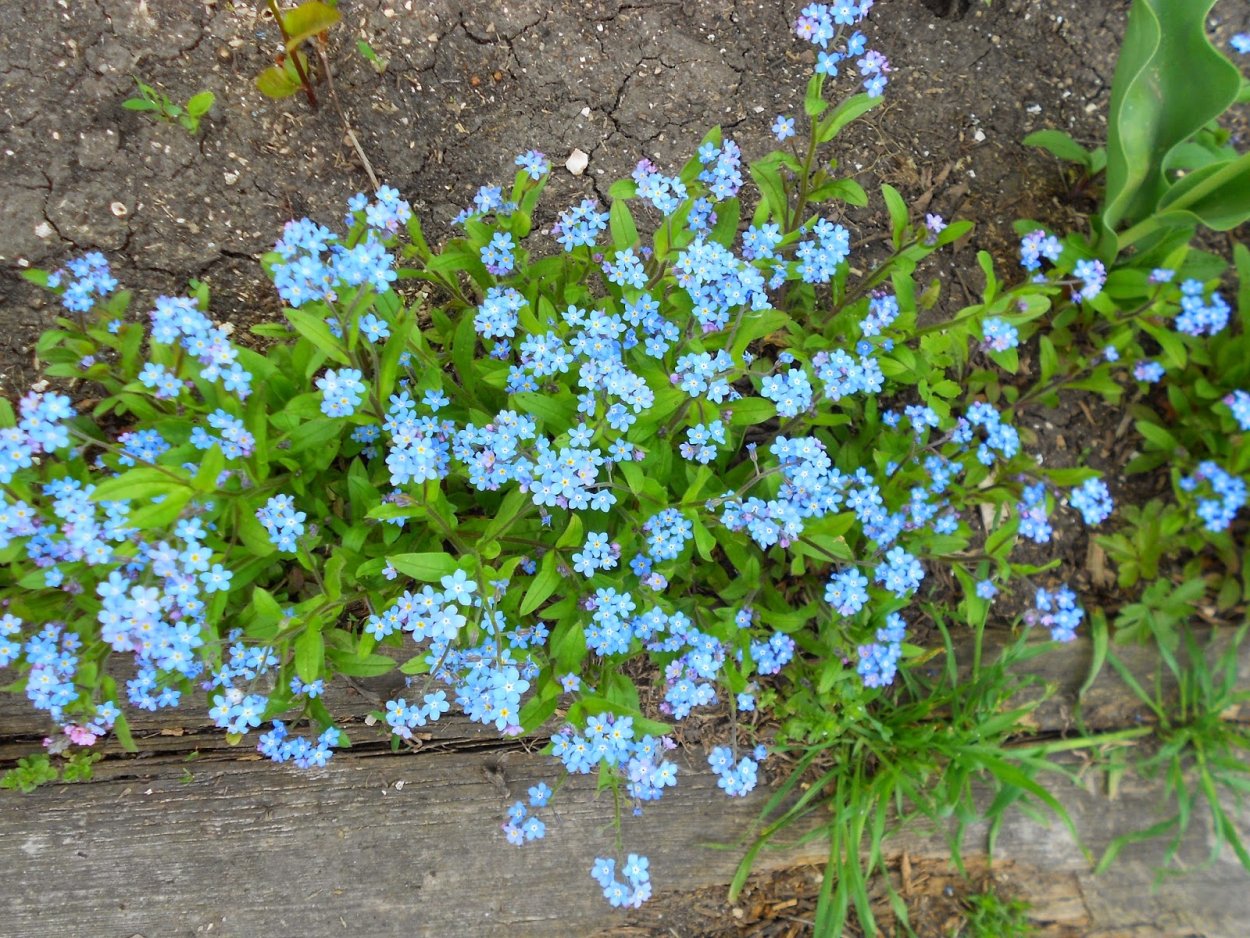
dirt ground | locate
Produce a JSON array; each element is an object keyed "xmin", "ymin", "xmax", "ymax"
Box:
[
  {"xmin": 2, "ymin": 0, "xmax": 1249, "ymax": 933},
  {"xmin": 1, "ymin": 0, "xmax": 1244, "ymax": 399}
]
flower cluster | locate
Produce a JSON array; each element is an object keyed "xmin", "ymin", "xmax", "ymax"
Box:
[
  {"xmin": 982, "ymin": 317, "xmax": 1019, "ymax": 352},
  {"xmin": 0, "ymin": 390, "xmax": 75, "ymax": 483},
  {"xmin": 681, "ymin": 420, "xmax": 727, "ymax": 464},
  {"xmin": 1174, "ymin": 279, "xmax": 1230, "ymax": 337},
  {"xmin": 316, "ymin": 368, "xmax": 367, "ymax": 418},
  {"xmin": 47, "ymin": 251, "xmax": 118, "ymax": 312},
  {"xmin": 1017, "ymin": 482, "xmax": 1053, "ymax": 544},
  {"xmin": 1069, "ymin": 478, "xmax": 1113, "ymax": 526},
  {"xmin": 1025, "ymin": 586, "xmax": 1084, "ymax": 643},
  {"xmin": 573, "ymin": 531, "xmax": 620, "ymax": 577},
  {"xmin": 761, "ymin": 367, "xmax": 814, "ymax": 418},
  {"xmin": 825, "ymin": 567, "xmax": 870, "ymax": 616},
  {"xmin": 952, "ymin": 402, "xmax": 1020, "ymax": 466},
  {"xmin": 256, "ymin": 722, "xmax": 340, "ymax": 768},
  {"xmin": 502, "ymin": 782, "xmax": 553, "ymax": 845},
  {"xmin": 1180, "ymin": 461, "xmax": 1247, "ymax": 532},
  {"xmin": 554, "ymin": 199, "xmax": 609, "ymax": 251},
  {"xmin": 1072, "ymin": 258, "xmax": 1106, "ymax": 302},
  {"xmin": 1019, "ymin": 229, "xmax": 1062, "ymax": 273},
  {"xmin": 271, "ymin": 215, "xmax": 398, "ymax": 307},
  {"xmin": 16, "ymin": 0, "xmax": 1238, "ymax": 917},
  {"xmin": 591, "ymin": 854, "xmax": 652, "ymax": 909},
  {"xmin": 857, "ymin": 611, "xmax": 906, "ymax": 687},
  {"xmin": 708, "ymin": 745, "xmax": 763, "ymax": 796},
  {"xmin": 552, "ymin": 715, "xmax": 679, "ymax": 808},
  {"xmin": 1224, "ymin": 390, "xmax": 1250, "ymax": 432},
  {"xmin": 256, "ymin": 494, "xmax": 307, "ymax": 551}
]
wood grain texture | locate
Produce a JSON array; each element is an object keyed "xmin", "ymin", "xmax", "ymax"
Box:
[
  {"xmin": 2, "ymin": 632, "xmax": 1248, "ymax": 937},
  {"xmin": 3, "ymin": 744, "xmax": 1248, "ymax": 938}
]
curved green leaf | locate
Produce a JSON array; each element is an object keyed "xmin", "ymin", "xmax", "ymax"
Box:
[
  {"xmin": 281, "ymin": 1, "xmax": 341, "ymax": 50},
  {"xmin": 1101, "ymin": 0, "xmax": 1242, "ymax": 255}
]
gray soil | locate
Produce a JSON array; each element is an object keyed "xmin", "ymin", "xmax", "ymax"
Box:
[{"xmin": 2, "ymin": 0, "xmax": 1246, "ymax": 398}]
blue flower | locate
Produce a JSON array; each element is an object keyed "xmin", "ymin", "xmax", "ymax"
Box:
[
  {"xmin": 199, "ymin": 564, "xmax": 233, "ymax": 593},
  {"xmin": 771, "ymin": 114, "xmax": 796, "ymax": 141},
  {"xmin": 515, "ymin": 149, "xmax": 550, "ymax": 179}
]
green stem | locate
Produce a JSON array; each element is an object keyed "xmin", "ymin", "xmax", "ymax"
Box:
[
  {"xmin": 827, "ymin": 239, "xmax": 918, "ymax": 322},
  {"xmin": 422, "ymin": 488, "xmax": 471, "ymax": 555},
  {"xmin": 1116, "ymin": 151, "xmax": 1250, "ymax": 251},
  {"xmin": 267, "ymin": 0, "xmax": 319, "ymax": 110}
]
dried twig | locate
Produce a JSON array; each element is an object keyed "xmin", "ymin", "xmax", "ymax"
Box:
[{"xmin": 314, "ymin": 44, "xmax": 381, "ymax": 191}]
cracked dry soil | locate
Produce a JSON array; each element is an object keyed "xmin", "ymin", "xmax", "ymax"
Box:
[{"xmin": 1, "ymin": 0, "xmax": 1245, "ymax": 400}]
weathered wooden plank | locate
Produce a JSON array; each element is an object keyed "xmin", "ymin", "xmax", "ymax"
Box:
[
  {"xmin": 3, "ymin": 745, "xmax": 813, "ymax": 938},
  {"xmin": 2, "ymin": 740, "xmax": 1248, "ymax": 938},
  {"xmin": 3, "ymin": 631, "xmax": 1247, "ymax": 936}
]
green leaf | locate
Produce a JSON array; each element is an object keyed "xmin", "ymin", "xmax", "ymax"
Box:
[
  {"xmin": 1038, "ymin": 335, "xmax": 1058, "ymax": 383},
  {"xmin": 237, "ymin": 507, "xmax": 278, "ymax": 558},
  {"xmin": 1134, "ymin": 419, "xmax": 1176, "ymax": 451},
  {"xmin": 519, "ymin": 550, "xmax": 560, "ymax": 616},
  {"xmin": 984, "ymin": 515, "xmax": 1019, "ymax": 560},
  {"xmin": 452, "ymin": 309, "xmax": 481, "ymax": 404},
  {"xmin": 281, "ymin": 0, "xmax": 342, "ymax": 50},
  {"xmin": 326, "ymin": 649, "xmax": 395, "ymax": 678},
  {"xmin": 807, "ymin": 177, "xmax": 868, "ymax": 207},
  {"xmin": 881, "ymin": 183, "xmax": 908, "ymax": 249},
  {"xmin": 550, "ymin": 616, "xmax": 587, "ymax": 671},
  {"xmin": 324, "ymin": 551, "xmax": 346, "ymax": 601},
  {"xmin": 748, "ymin": 155, "xmax": 789, "ymax": 225},
  {"xmin": 1151, "ymin": 151, "xmax": 1250, "ymax": 232},
  {"xmin": 127, "ymin": 488, "xmax": 194, "ymax": 530},
  {"xmin": 1023, "ymin": 129, "xmax": 1092, "ymax": 167},
  {"xmin": 512, "ymin": 390, "xmax": 574, "ymax": 431},
  {"xmin": 388, "ymin": 552, "xmax": 458, "ymax": 582},
  {"xmin": 803, "ymin": 72, "xmax": 828, "ymax": 118},
  {"xmin": 112, "ymin": 713, "xmax": 138, "ymax": 753},
  {"xmin": 814, "ymin": 92, "xmax": 879, "ymax": 144},
  {"xmin": 1101, "ymin": 0, "xmax": 1242, "ymax": 255},
  {"xmin": 90, "ymin": 468, "xmax": 187, "ymax": 503},
  {"xmin": 727, "ymin": 397, "xmax": 777, "ymax": 427},
  {"xmin": 480, "ymin": 486, "xmax": 529, "ymax": 544},
  {"xmin": 609, "ymin": 179, "xmax": 638, "ymax": 201},
  {"xmin": 731, "ymin": 309, "xmax": 792, "ymax": 363},
  {"xmin": 285, "ymin": 307, "xmax": 349, "ymax": 365},
  {"xmin": 294, "ymin": 622, "xmax": 324, "ymax": 683},
  {"xmin": 285, "ymin": 417, "xmax": 344, "ymax": 455},
  {"xmin": 1078, "ymin": 608, "xmax": 1109, "ymax": 701},
  {"xmin": 518, "ymin": 679, "xmax": 561, "ymax": 733},
  {"xmin": 255, "ymin": 61, "xmax": 303, "ymax": 99},
  {"xmin": 185, "ymin": 91, "xmax": 216, "ymax": 118},
  {"xmin": 1236, "ymin": 242, "xmax": 1250, "ymax": 333},
  {"xmin": 609, "ymin": 200, "xmax": 639, "ymax": 250},
  {"xmin": 192, "ymin": 444, "xmax": 225, "ymax": 493},
  {"xmin": 556, "ymin": 513, "xmax": 583, "ymax": 549}
]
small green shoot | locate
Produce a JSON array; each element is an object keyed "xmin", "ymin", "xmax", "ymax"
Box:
[
  {"xmin": 0, "ymin": 754, "xmax": 59, "ymax": 793},
  {"xmin": 356, "ymin": 38, "xmax": 388, "ymax": 74},
  {"xmin": 957, "ymin": 889, "xmax": 1036, "ymax": 937},
  {"xmin": 256, "ymin": 1, "xmax": 342, "ymax": 107},
  {"xmin": 122, "ymin": 79, "xmax": 215, "ymax": 134},
  {"xmin": 1097, "ymin": 623, "xmax": 1250, "ymax": 877}
]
